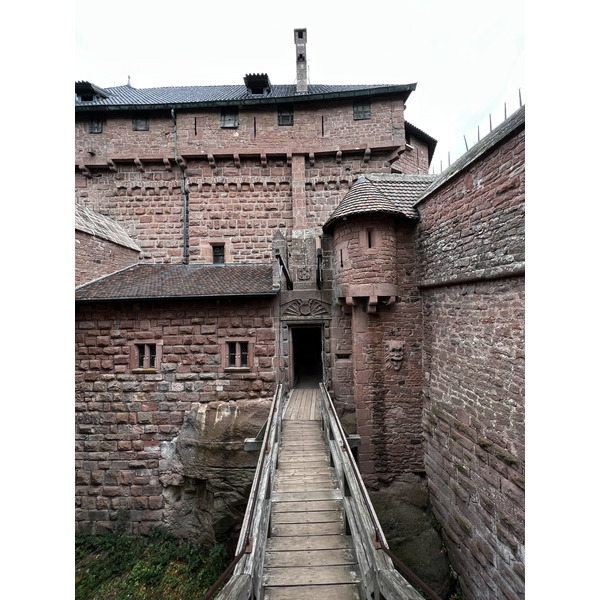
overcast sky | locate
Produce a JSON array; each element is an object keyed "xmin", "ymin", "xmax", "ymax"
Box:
[{"xmin": 75, "ymin": 0, "xmax": 524, "ymax": 173}]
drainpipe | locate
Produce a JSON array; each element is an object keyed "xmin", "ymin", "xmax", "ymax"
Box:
[{"xmin": 171, "ymin": 109, "xmax": 189, "ymax": 264}]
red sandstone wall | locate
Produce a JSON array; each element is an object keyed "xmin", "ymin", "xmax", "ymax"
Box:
[
  {"xmin": 331, "ymin": 216, "xmax": 424, "ymax": 483},
  {"xmin": 75, "ymin": 98, "xmax": 406, "ymax": 160},
  {"xmin": 75, "ymin": 298, "xmax": 278, "ymax": 534},
  {"xmin": 416, "ymin": 125, "xmax": 525, "ymax": 600},
  {"xmin": 75, "ymin": 96, "xmax": 418, "ymax": 265},
  {"xmin": 396, "ymin": 136, "xmax": 431, "ymax": 174},
  {"xmin": 75, "ymin": 152, "xmax": 402, "ymax": 264},
  {"xmin": 75, "ymin": 230, "xmax": 139, "ymax": 286}
]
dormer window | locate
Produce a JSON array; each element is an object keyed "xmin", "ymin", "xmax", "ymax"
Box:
[
  {"xmin": 244, "ymin": 73, "xmax": 271, "ymax": 96},
  {"xmin": 75, "ymin": 81, "xmax": 110, "ymax": 103}
]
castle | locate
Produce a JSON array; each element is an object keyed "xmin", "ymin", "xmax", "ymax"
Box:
[{"xmin": 75, "ymin": 29, "xmax": 525, "ymax": 600}]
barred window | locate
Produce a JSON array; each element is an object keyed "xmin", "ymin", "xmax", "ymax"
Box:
[
  {"xmin": 89, "ymin": 118, "xmax": 103, "ymax": 134},
  {"xmin": 277, "ymin": 105, "xmax": 294, "ymax": 126},
  {"xmin": 212, "ymin": 244, "xmax": 225, "ymax": 264},
  {"xmin": 130, "ymin": 341, "xmax": 162, "ymax": 372},
  {"xmin": 227, "ymin": 341, "xmax": 249, "ymax": 368},
  {"xmin": 353, "ymin": 99, "xmax": 371, "ymax": 120}
]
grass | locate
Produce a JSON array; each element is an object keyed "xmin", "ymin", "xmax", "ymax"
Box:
[{"xmin": 75, "ymin": 526, "xmax": 230, "ymax": 600}]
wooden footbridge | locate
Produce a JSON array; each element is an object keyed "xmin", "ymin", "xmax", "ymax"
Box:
[{"xmin": 204, "ymin": 384, "xmax": 440, "ymax": 600}]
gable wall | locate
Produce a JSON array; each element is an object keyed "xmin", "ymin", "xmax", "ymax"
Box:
[{"xmin": 75, "ymin": 230, "xmax": 140, "ymax": 287}]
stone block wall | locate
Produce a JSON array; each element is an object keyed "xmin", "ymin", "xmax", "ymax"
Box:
[
  {"xmin": 75, "ymin": 297, "xmax": 278, "ymax": 537},
  {"xmin": 416, "ymin": 128, "xmax": 525, "ymax": 285},
  {"xmin": 75, "ymin": 97, "xmax": 406, "ymax": 162},
  {"xmin": 415, "ymin": 120, "xmax": 525, "ymax": 600},
  {"xmin": 75, "ymin": 230, "xmax": 139, "ymax": 286},
  {"xmin": 399, "ymin": 135, "xmax": 432, "ymax": 174},
  {"xmin": 329, "ymin": 216, "xmax": 424, "ymax": 484}
]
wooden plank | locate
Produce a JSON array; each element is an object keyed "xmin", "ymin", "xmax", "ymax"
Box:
[
  {"xmin": 263, "ymin": 584, "xmax": 360, "ymax": 600},
  {"xmin": 263, "ymin": 564, "xmax": 361, "ymax": 586},
  {"xmin": 271, "ymin": 500, "xmax": 342, "ymax": 513},
  {"xmin": 274, "ymin": 482, "xmax": 337, "ymax": 493},
  {"xmin": 264, "ymin": 548, "xmax": 357, "ymax": 568},
  {"xmin": 271, "ymin": 511, "xmax": 343, "ymax": 525},
  {"xmin": 270, "ymin": 520, "xmax": 345, "ymax": 537},
  {"xmin": 274, "ymin": 477, "xmax": 336, "ymax": 488},
  {"xmin": 272, "ymin": 490, "xmax": 343, "ymax": 502},
  {"xmin": 266, "ymin": 535, "xmax": 355, "ymax": 552},
  {"xmin": 275, "ymin": 468, "xmax": 335, "ymax": 477}
]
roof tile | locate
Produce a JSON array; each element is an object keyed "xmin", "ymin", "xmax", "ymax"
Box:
[
  {"xmin": 323, "ymin": 173, "xmax": 438, "ymax": 230},
  {"xmin": 75, "ymin": 263, "xmax": 278, "ymax": 301}
]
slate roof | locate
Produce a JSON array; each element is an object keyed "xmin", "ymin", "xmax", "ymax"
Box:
[
  {"xmin": 75, "ymin": 82, "xmax": 417, "ymax": 111},
  {"xmin": 417, "ymin": 105, "xmax": 525, "ymax": 204},
  {"xmin": 323, "ymin": 173, "xmax": 438, "ymax": 231},
  {"xmin": 75, "ymin": 263, "xmax": 278, "ymax": 301},
  {"xmin": 75, "ymin": 204, "xmax": 141, "ymax": 252}
]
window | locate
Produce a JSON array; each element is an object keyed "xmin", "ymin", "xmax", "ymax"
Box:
[
  {"xmin": 132, "ymin": 115, "xmax": 149, "ymax": 131},
  {"xmin": 221, "ymin": 107, "xmax": 239, "ymax": 128},
  {"xmin": 278, "ymin": 105, "xmax": 294, "ymax": 126},
  {"xmin": 130, "ymin": 341, "xmax": 162, "ymax": 372},
  {"xmin": 226, "ymin": 341, "xmax": 250, "ymax": 369},
  {"xmin": 212, "ymin": 244, "xmax": 225, "ymax": 264},
  {"xmin": 353, "ymin": 99, "xmax": 371, "ymax": 120},
  {"xmin": 361, "ymin": 228, "xmax": 378, "ymax": 252},
  {"xmin": 89, "ymin": 118, "xmax": 103, "ymax": 134}
]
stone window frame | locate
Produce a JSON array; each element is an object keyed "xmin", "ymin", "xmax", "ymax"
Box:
[
  {"xmin": 220, "ymin": 107, "xmax": 239, "ymax": 128},
  {"xmin": 360, "ymin": 227, "xmax": 379, "ymax": 255},
  {"xmin": 129, "ymin": 339, "xmax": 163, "ymax": 373},
  {"xmin": 277, "ymin": 104, "xmax": 294, "ymax": 126},
  {"xmin": 89, "ymin": 117, "xmax": 103, "ymax": 134},
  {"xmin": 353, "ymin": 98, "xmax": 371, "ymax": 120},
  {"xmin": 203, "ymin": 239, "xmax": 232, "ymax": 264},
  {"xmin": 221, "ymin": 338, "xmax": 255, "ymax": 372},
  {"xmin": 132, "ymin": 115, "xmax": 149, "ymax": 131},
  {"xmin": 212, "ymin": 243, "xmax": 225, "ymax": 264}
]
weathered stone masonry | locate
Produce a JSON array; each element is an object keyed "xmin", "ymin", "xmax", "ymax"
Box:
[
  {"xmin": 75, "ymin": 297, "xmax": 277, "ymax": 542},
  {"xmin": 416, "ymin": 110, "xmax": 525, "ymax": 600}
]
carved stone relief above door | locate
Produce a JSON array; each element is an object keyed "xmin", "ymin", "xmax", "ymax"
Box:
[{"xmin": 282, "ymin": 298, "xmax": 329, "ymax": 320}]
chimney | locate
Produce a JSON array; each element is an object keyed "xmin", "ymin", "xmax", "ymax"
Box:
[{"xmin": 294, "ymin": 28, "xmax": 308, "ymax": 93}]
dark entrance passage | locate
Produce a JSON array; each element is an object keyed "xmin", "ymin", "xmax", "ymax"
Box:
[{"xmin": 291, "ymin": 327, "xmax": 323, "ymax": 388}]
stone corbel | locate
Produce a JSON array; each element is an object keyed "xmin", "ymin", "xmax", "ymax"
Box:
[
  {"xmin": 234, "ymin": 153, "xmax": 241, "ymax": 168},
  {"xmin": 309, "ymin": 152, "xmax": 315, "ymax": 167},
  {"xmin": 363, "ymin": 148, "xmax": 371, "ymax": 163},
  {"xmin": 366, "ymin": 296, "xmax": 378, "ymax": 314},
  {"xmin": 134, "ymin": 158, "xmax": 145, "ymax": 172},
  {"xmin": 261, "ymin": 153, "xmax": 267, "ymax": 168},
  {"xmin": 286, "ymin": 153, "xmax": 292, "ymax": 167},
  {"xmin": 208, "ymin": 154, "xmax": 216, "ymax": 169},
  {"xmin": 78, "ymin": 163, "xmax": 92, "ymax": 178},
  {"xmin": 176, "ymin": 156, "xmax": 187, "ymax": 169},
  {"xmin": 163, "ymin": 158, "xmax": 173, "ymax": 171},
  {"xmin": 107, "ymin": 159, "xmax": 118, "ymax": 172},
  {"xmin": 336, "ymin": 150, "xmax": 342, "ymax": 164}
]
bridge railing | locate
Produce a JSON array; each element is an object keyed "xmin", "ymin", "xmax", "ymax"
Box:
[
  {"xmin": 203, "ymin": 384, "xmax": 285, "ymax": 600},
  {"xmin": 319, "ymin": 383, "xmax": 442, "ymax": 600}
]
